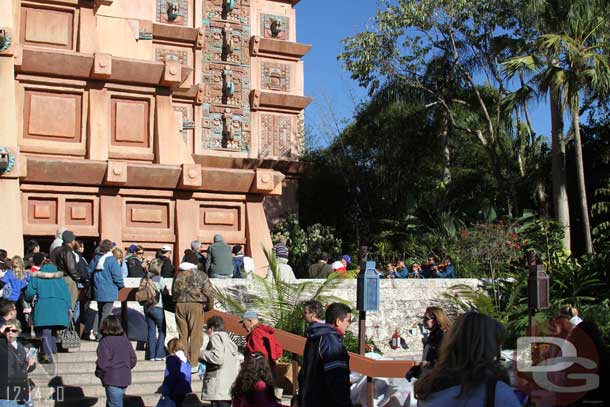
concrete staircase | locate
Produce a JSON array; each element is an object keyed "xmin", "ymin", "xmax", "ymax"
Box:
[{"xmin": 28, "ymin": 339, "xmax": 208, "ymax": 407}]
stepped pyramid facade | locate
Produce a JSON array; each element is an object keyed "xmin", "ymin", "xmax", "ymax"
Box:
[{"xmin": 0, "ymin": 0, "xmax": 310, "ymax": 269}]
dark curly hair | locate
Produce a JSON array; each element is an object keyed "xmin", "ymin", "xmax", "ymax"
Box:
[{"xmin": 230, "ymin": 352, "xmax": 278, "ymax": 403}]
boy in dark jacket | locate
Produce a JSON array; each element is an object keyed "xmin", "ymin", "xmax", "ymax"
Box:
[{"xmin": 298, "ymin": 302, "xmax": 352, "ymax": 407}]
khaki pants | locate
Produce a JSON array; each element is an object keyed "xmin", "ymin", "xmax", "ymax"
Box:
[
  {"xmin": 64, "ymin": 276, "xmax": 78, "ymax": 310},
  {"xmin": 175, "ymin": 302, "xmax": 205, "ymax": 367}
]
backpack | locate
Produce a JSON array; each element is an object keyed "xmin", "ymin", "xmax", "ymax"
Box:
[
  {"xmin": 264, "ymin": 334, "xmax": 283, "ymax": 362},
  {"xmin": 135, "ymin": 275, "xmax": 159, "ymax": 307},
  {"xmin": 127, "ymin": 256, "xmax": 145, "ymax": 278}
]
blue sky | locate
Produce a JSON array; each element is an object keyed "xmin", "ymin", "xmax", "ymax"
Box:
[{"xmin": 294, "ymin": 1, "xmax": 552, "ymax": 148}]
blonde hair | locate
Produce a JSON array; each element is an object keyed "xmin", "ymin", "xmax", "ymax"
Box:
[
  {"xmin": 112, "ymin": 247, "xmax": 124, "ymax": 263},
  {"xmin": 166, "ymin": 338, "xmax": 183, "ymax": 355},
  {"xmin": 415, "ymin": 312, "xmax": 508, "ymax": 400},
  {"xmin": 11, "ymin": 256, "xmax": 27, "ymax": 281},
  {"xmin": 424, "ymin": 306, "xmax": 452, "ymax": 332}
]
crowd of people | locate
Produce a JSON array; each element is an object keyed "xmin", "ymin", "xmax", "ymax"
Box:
[{"xmin": 3, "ymin": 230, "xmax": 608, "ymax": 407}]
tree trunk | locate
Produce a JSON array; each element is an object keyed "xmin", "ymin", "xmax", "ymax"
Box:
[
  {"xmin": 550, "ymin": 84, "xmax": 571, "ymax": 251},
  {"xmin": 440, "ymin": 110, "xmax": 451, "ymax": 184},
  {"xmin": 572, "ymin": 106, "xmax": 593, "ymax": 254}
]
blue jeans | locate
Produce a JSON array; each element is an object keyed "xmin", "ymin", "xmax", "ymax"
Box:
[
  {"xmin": 145, "ymin": 306, "xmax": 166, "ymax": 359},
  {"xmin": 0, "ymin": 400, "xmax": 21, "ymax": 407},
  {"xmin": 36, "ymin": 326, "xmax": 58, "ymax": 357},
  {"xmin": 105, "ymin": 385, "xmax": 125, "ymax": 407}
]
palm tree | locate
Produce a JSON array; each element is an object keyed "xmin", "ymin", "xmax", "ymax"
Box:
[
  {"xmin": 537, "ymin": 2, "xmax": 610, "ymax": 254},
  {"xmin": 504, "ymin": 0, "xmax": 610, "ymax": 253}
]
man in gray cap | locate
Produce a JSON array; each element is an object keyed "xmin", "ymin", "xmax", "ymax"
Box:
[
  {"xmin": 205, "ymin": 235, "xmax": 233, "ymax": 278},
  {"xmin": 50, "ymin": 229, "xmax": 80, "ymax": 310}
]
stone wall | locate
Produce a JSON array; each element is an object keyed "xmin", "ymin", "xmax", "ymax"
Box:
[{"xmin": 119, "ymin": 277, "xmax": 481, "ymax": 358}]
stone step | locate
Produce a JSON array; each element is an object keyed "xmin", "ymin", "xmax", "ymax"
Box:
[
  {"xmin": 30, "ymin": 359, "xmax": 166, "ymax": 375},
  {"xmin": 32, "ymin": 391, "xmax": 207, "ymax": 407},
  {"xmin": 49, "ymin": 348, "xmax": 147, "ymax": 363},
  {"xmin": 31, "ymin": 369, "xmax": 167, "ymax": 385}
]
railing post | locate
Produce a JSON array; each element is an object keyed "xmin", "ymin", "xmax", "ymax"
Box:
[
  {"xmin": 121, "ymin": 300, "xmax": 129, "ymax": 336},
  {"xmin": 291, "ymin": 354, "xmax": 299, "ymax": 397},
  {"xmin": 367, "ymin": 376, "xmax": 374, "ymax": 406}
]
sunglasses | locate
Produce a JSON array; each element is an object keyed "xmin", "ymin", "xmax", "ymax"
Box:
[
  {"xmin": 423, "ymin": 316, "xmax": 435, "ymax": 321},
  {"xmin": 5, "ymin": 329, "xmax": 19, "ymax": 333}
]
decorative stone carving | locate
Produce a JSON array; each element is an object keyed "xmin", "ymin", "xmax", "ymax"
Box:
[
  {"xmin": 202, "ymin": 22, "xmax": 250, "ymax": 65},
  {"xmin": 260, "ymin": 14, "xmax": 289, "ymax": 40},
  {"xmin": 261, "ymin": 62, "xmax": 290, "ymax": 92},
  {"xmin": 203, "ymin": 0, "xmax": 249, "ymax": 25},
  {"xmin": 0, "ymin": 28, "xmax": 11, "ymax": 52},
  {"xmin": 155, "ymin": 48, "xmax": 190, "ymax": 66},
  {"xmin": 202, "ymin": 64, "xmax": 249, "ymax": 107},
  {"xmin": 260, "ymin": 114, "xmax": 292, "ymax": 158},
  {"xmin": 202, "ymin": 104, "xmax": 250, "ymax": 152},
  {"xmin": 157, "ymin": 0, "xmax": 188, "ymax": 25},
  {"xmin": 0, "ymin": 146, "xmax": 16, "ymax": 174}
]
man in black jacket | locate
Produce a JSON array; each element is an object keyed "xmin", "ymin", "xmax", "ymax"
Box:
[
  {"xmin": 298, "ymin": 302, "xmax": 352, "ymax": 407},
  {"xmin": 50, "ymin": 230, "xmax": 80, "ymax": 310}
]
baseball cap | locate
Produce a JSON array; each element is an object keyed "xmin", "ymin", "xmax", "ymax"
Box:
[
  {"xmin": 128, "ymin": 244, "xmax": 137, "ymax": 253},
  {"xmin": 239, "ymin": 310, "xmax": 258, "ymax": 322},
  {"xmin": 342, "ymin": 254, "xmax": 351, "ymax": 264},
  {"xmin": 160, "ymin": 245, "xmax": 172, "ymax": 252}
]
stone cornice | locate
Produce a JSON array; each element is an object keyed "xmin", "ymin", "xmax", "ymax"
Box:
[
  {"xmin": 21, "ymin": 156, "xmax": 285, "ymax": 194},
  {"xmin": 249, "ymin": 90, "xmax": 312, "ymax": 112},
  {"xmin": 16, "ymin": 47, "xmax": 192, "ymax": 88},
  {"xmin": 250, "ymin": 36, "xmax": 311, "ymax": 60}
]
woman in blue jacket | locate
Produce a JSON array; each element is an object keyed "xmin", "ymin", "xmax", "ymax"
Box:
[
  {"xmin": 24, "ymin": 262, "xmax": 72, "ymax": 363},
  {"xmin": 88, "ymin": 240, "xmax": 124, "ymax": 340},
  {"xmin": 1, "ymin": 256, "xmax": 30, "ymax": 302}
]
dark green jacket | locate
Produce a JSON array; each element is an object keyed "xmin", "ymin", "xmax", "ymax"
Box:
[{"xmin": 205, "ymin": 236, "xmax": 233, "ymax": 277}]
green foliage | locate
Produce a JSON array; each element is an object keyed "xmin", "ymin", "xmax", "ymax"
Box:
[
  {"xmin": 271, "ymin": 215, "xmax": 343, "ymax": 278},
  {"xmin": 514, "ymin": 212, "xmax": 567, "ymax": 272},
  {"xmin": 214, "ymin": 248, "xmax": 349, "ymax": 337},
  {"xmin": 343, "ymin": 330, "xmax": 382, "ymax": 355}
]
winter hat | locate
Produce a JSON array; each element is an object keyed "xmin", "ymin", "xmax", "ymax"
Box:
[
  {"xmin": 183, "ymin": 249, "xmax": 200, "ymax": 266},
  {"xmin": 61, "ymin": 230, "xmax": 76, "ymax": 243}
]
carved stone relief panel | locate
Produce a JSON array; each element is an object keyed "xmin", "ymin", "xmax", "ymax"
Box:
[
  {"xmin": 202, "ymin": 64, "xmax": 249, "ymax": 107},
  {"xmin": 261, "ymin": 62, "xmax": 290, "ymax": 92},
  {"xmin": 155, "ymin": 47, "xmax": 191, "ymax": 66},
  {"xmin": 202, "ymin": 22, "xmax": 250, "ymax": 66},
  {"xmin": 203, "ymin": 0, "xmax": 250, "ymax": 25},
  {"xmin": 260, "ymin": 113, "xmax": 293, "ymax": 158},
  {"xmin": 173, "ymin": 103, "xmax": 195, "ymax": 152},
  {"xmin": 156, "ymin": 0, "xmax": 189, "ymax": 25},
  {"xmin": 201, "ymin": 104, "xmax": 250, "ymax": 153},
  {"xmin": 20, "ymin": 5, "xmax": 77, "ymax": 51},
  {"xmin": 260, "ymin": 14, "xmax": 289, "ymax": 40}
]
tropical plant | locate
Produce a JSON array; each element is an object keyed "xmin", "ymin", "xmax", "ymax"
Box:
[
  {"xmin": 214, "ymin": 248, "xmax": 350, "ymax": 337},
  {"xmin": 271, "ymin": 215, "xmax": 343, "ymax": 278}
]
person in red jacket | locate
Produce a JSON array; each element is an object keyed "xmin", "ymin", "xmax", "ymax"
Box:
[{"xmin": 239, "ymin": 310, "xmax": 282, "ymax": 370}]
